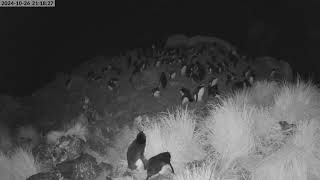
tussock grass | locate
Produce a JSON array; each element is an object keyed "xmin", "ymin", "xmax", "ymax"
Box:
[
  {"xmin": 247, "ymin": 80, "xmax": 280, "ymax": 107},
  {"xmin": 46, "ymin": 114, "xmax": 88, "ymax": 144},
  {"xmin": 173, "ymin": 160, "xmax": 217, "ymax": 180},
  {"xmin": 272, "ymin": 80, "xmax": 320, "ymax": 124},
  {"xmin": 142, "ymin": 107, "xmax": 206, "ymax": 173},
  {"xmin": 16, "ymin": 125, "xmax": 41, "ymax": 149},
  {"xmin": 204, "ymin": 97, "xmax": 256, "ymax": 178},
  {"xmin": 0, "ymin": 148, "xmax": 40, "ymax": 180},
  {"xmin": 253, "ymin": 118, "xmax": 320, "ymax": 180}
]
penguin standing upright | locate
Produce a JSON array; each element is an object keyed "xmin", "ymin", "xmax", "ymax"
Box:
[
  {"xmin": 180, "ymin": 64, "xmax": 187, "ymax": 76},
  {"xmin": 159, "ymin": 72, "xmax": 167, "ymax": 89},
  {"xmin": 180, "ymin": 88, "xmax": 194, "ymax": 104},
  {"xmin": 208, "ymin": 77, "xmax": 219, "ymax": 97},
  {"xmin": 127, "ymin": 131, "xmax": 147, "ymax": 171},
  {"xmin": 193, "ymin": 85, "xmax": 206, "ymax": 102},
  {"xmin": 145, "ymin": 152, "xmax": 175, "ymax": 180}
]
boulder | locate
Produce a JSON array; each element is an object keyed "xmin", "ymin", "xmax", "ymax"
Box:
[
  {"xmin": 55, "ymin": 153, "xmax": 102, "ymax": 180},
  {"xmin": 53, "ymin": 135, "xmax": 85, "ymax": 164}
]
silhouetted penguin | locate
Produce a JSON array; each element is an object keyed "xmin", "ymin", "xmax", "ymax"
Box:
[
  {"xmin": 159, "ymin": 72, "xmax": 167, "ymax": 89},
  {"xmin": 193, "ymin": 85, "xmax": 206, "ymax": 102},
  {"xmin": 127, "ymin": 55, "xmax": 132, "ymax": 69},
  {"xmin": 208, "ymin": 78, "xmax": 219, "ymax": 97},
  {"xmin": 127, "ymin": 131, "xmax": 147, "ymax": 170},
  {"xmin": 145, "ymin": 152, "xmax": 175, "ymax": 180}
]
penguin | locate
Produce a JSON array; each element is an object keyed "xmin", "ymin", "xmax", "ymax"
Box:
[
  {"xmin": 270, "ymin": 68, "xmax": 277, "ymax": 79},
  {"xmin": 226, "ymin": 73, "xmax": 235, "ymax": 86},
  {"xmin": 159, "ymin": 72, "xmax": 167, "ymax": 89},
  {"xmin": 208, "ymin": 78, "xmax": 219, "ymax": 97},
  {"xmin": 145, "ymin": 152, "xmax": 175, "ymax": 180},
  {"xmin": 102, "ymin": 65, "xmax": 113, "ymax": 73},
  {"xmin": 180, "ymin": 88, "xmax": 194, "ymax": 104},
  {"xmin": 180, "ymin": 65, "xmax": 187, "ymax": 76},
  {"xmin": 209, "ymin": 77, "xmax": 219, "ymax": 87},
  {"xmin": 195, "ymin": 61, "xmax": 206, "ymax": 81},
  {"xmin": 154, "ymin": 59, "xmax": 161, "ymax": 67},
  {"xmin": 129, "ymin": 62, "xmax": 143, "ymax": 82},
  {"xmin": 217, "ymin": 62, "xmax": 224, "ymax": 73},
  {"xmin": 127, "ymin": 131, "xmax": 147, "ymax": 171},
  {"xmin": 243, "ymin": 67, "xmax": 252, "ymax": 79},
  {"xmin": 127, "ymin": 55, "xmax": 132, "ymax": 69},
  {"xmin": 152, "ymin": 87, "xmax": 161, "ymax": 98},
  {"xmin": 65, "ymin": 74, "xmax": 72, "ymax": 89},
  {"xmin": 206, "ymin": 61, "xmax": 215, "ymax": 74},
  {"xmin": 243, "ymin": 74, "xmax": 255, "ymax": 88},
  {"xmin": 107, "ymin": 78, "xmax": 119, "ymax": 91},
  {"xmin": 169, "ymin": 71, "xmax": 176, "ymax": 80},
  {"xmin": 193, "ymin": 85, "xmax": 206, "ymax": 102}
]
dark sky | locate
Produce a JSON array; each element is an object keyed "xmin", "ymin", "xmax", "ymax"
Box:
[{"xmin": 0, "ymin": 0, "xmax": 319, "ymax": 96}]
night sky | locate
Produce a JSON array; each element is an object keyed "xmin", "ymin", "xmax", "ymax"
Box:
[{"xmin": 1, "ymin": 0, "xmax": 319, "ymax": 96}]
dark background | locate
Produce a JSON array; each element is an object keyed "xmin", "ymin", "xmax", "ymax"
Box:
[{"xmin": 1, "ymin": 0, "xmax": 319, "ymax": 97}]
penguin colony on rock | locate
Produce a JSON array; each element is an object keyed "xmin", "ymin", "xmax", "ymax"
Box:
[{"xmin": 80, "ymin": 39, "xmax": 282, "ymax": 107}]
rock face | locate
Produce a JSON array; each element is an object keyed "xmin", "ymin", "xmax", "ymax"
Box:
[
  {"xmin": 252, "ymin": 56, "xmax": 293, "ymax": 82},
  {"xmin": 55, "ymin": 153, "xmax": 102, "ymax": 180}
]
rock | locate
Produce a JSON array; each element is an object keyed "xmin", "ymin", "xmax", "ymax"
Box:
[
  {"xmin": 66, "ymin": 75, "xmax": 88, "ymax": 92},
  {"xmin": 53, "ymin": 135, "xmax": 85, "ymax": 164},
  {"xmin": 33, "ymin": 143, "xmax": 55, "ymax": 169},
  {"xmin": 55, "ymin": 153, "xmax": 102, "ymax": 180},
  {"xmin": 252, "ymin": 56, "xmax": 293, "ymax": 81},
  {"xmin": 165, "ymin": 34, "xmax": 189, "ymax": 48},
  {"xmin": 26, "ymin": 171, "xmax": 64, "ymax": 180}
]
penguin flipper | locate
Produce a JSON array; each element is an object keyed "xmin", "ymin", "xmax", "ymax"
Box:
[{"xmin": 169, "ymin": 163, "xmax": 175, "ymax": 174}]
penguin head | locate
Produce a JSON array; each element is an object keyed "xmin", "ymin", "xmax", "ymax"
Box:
[{"xmin": 136, "ymin": 131, "xmax": 146, "ymax": 144}]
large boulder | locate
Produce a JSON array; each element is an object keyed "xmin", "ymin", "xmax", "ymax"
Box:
[
  {"xmin": 33, "ymin": 135, "xmax": 85, "ymax": 168},
  {"xmin": 55, "ymin": 153, "xmax": 102, "ymax": 180}
]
